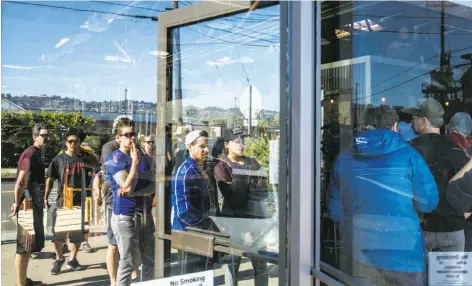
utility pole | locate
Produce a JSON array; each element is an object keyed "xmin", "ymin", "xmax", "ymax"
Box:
[
  {"xmin": 173, "ymin": 0, "xmax": 183, "ymax": 126},
  {"xmin": 440, "ymin": 1, "xmax": 445, "ymax": 72},
  {"xmin": 248, "ymin": 85, "xmax": 252, "ymax": 135}
]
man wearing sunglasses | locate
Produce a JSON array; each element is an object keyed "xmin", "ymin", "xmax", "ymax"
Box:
[
  {"xmin": 10, "ymin": 123, "xmax": 51, "ymax": 286},
  {"xmin": 44, "ymin": 129, "xmax": 95, "ymax": 275},
  {"xmin": 105, "ymin": 117, "xmax": 153, "ymax": 285}
]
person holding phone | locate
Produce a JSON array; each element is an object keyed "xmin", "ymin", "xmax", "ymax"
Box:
[{"xmin": 10, "ymin": 123, "xmax": 51, "ymax": 286}]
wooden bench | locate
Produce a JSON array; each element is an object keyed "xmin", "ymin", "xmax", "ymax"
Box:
[{"xmin": 15, "ymin": 207, "xmax": 90, "ymax": 247}]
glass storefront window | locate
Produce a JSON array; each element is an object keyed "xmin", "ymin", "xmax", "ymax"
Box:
[
  {"xmin": 156, "ymin": 2, "xmax": 283, "ymax": 285},
  {"xmin": 320, "ymin": 1, "xmax": 472, "ymax": 285}
]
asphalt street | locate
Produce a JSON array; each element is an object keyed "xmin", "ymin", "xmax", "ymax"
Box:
[{"xmin": 1, "ymin": 181, "xmax": 58, "ymax": 241}]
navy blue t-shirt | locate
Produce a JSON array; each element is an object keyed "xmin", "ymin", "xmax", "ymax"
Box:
[{"xmin": 105, "ymin": 149, "xmax": 144, "ymax": 216}]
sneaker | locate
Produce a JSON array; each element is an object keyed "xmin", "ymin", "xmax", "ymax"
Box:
[
  {"xmin": 66, "ymin": 259, "xmax": 83, "ymax": 271},
  {"xmin": 25, "ymin": 278, "xmax": 43, "ymax": 285},
  {"xmin": 82, "ymin": 242, "xmax": 95, "ymax": 253},
  {"xmin": 51, "ymin": 259, "xmax": 65, "ymax": 275}
]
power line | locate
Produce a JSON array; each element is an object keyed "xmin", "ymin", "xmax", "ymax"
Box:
[
  {"xmin": 184, "ymin": 26, "xmax": 271, "ymax": 47},
  {"xmin": 196, "ymin": 23, "xmax": 278, "ymax": 44},
  {"xmin": 231, "ymin": 34, "xmax": 251, "ymax": 85},
  {"xmin": 181, "ymin": 0, "xmax": 278, "ymax": 17},
  {"xmin": 3, "ymin": 1, "xmax": 158, "ymax": 21},
  {"xmin": 355, "ymin": 46, "xmax": 472, "ymax": 102},
  {"xmin": 90, "ymin": 1, "xmax": 166, "ymax": 13},
  {"xmin": 180, "ymin": 0, "xmax": 280, "ymax": 42}
]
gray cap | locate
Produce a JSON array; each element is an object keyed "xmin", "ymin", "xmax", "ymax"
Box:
[
  {"xmin": 448, "ymin": 112, "xmax": 472, "ymax": 136},
  {"xmin": 402, "ymin": 98, "xmax": 445, "ymax": 119}
]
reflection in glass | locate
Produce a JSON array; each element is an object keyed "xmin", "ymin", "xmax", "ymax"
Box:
[
  {"xmin": 321, "ymin": 1, "xmax": 472, "ymax": 285},
  {"xmin": 165, "ymin": 3, "xmax": 281, "ymax": 285}
]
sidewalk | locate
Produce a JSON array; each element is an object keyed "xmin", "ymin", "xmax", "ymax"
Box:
[
  {"xmin": 2, "ymin": 235, "xmax": 110, "ymax": 286},
  {"xmin": 2, "ymin": 234, "xmax": 279, "ymax": 285}
]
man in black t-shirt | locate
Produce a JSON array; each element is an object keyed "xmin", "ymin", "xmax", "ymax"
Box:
[
  {"xmin": 10, "ymin": 123, "xmax": 51, "ymax": 286},
  {"xmin": 404, "ymin": 98, "xmax": 469, "ymax": 252},
  {"xmin": 214, "ymin": 128, "xmax": 269, "ymax": 286},
  {"xmin": 45, "ymin": 129, "xmax": 94, "ymax": 275}
]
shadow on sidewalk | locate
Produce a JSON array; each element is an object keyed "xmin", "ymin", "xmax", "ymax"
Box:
[{"xmin": 46, "ymin": 274, "xmax": 110, "ymax": 286}]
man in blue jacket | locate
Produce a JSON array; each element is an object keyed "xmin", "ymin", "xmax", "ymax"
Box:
[
  {"xmin": 171, "ymin": 130, "xmax": 215, "ymax": 274},
  {"xmin": 328, "ymin": 105, "xmax": 439, "ymax": 285}
]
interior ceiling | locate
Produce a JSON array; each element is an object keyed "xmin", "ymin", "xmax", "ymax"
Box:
[{"xmin": 321, "ymin": 1, "xmax": 472, "ymax": 37}]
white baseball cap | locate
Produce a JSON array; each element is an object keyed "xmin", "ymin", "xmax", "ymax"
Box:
[{"xmin": 185, "ymin": 130, "xmax": 207, "ymax": 147}]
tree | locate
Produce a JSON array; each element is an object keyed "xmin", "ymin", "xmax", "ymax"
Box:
[{"xmin": 1, "ymin": 111, "xmax": 96, "ymax": 168}]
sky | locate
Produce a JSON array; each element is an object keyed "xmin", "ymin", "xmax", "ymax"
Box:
[
  {"xmin": 2, "ymin": 1, "xmax": 472, "ymax": 113},
  {"xmin": 0, "ymin": 1, "xmax": 281, "ymax": 112}
]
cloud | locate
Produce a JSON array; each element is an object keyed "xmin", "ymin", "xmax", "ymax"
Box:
[
  {"xmin": 206, "ymin": 56, "xmax": 254, "ymax": 68},
  {"xmin": 55, "ymin": 38, "xmax": 70, "ymax": 48},
  {"xmin": 2, "ymin": 65, "xmax": 33, "ymax": 70},
  {"xmin": 148, "ymin": 50, "xmax": 169, "ymax": 57},
  {"xmin": 5, "ymin": 76, "xmax": 30, "ymax": 80},
  {"xmin": 104, "ymin": 55, "xmax": 133, "ymax": 63}
]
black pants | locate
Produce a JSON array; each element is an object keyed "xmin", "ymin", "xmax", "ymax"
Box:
[{"xmin": 226, "ymin": 255, "xmax": 268, "ymax": 286}]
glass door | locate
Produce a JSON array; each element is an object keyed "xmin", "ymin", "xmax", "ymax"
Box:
[{"xmin": 155, "ymin": 1, "xmax": 285, "ymax": 285}]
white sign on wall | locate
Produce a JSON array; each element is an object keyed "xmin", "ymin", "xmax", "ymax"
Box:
[
  {"xmin": 132, "ymin": 270, "xmax": 213, "ymax": 286},
  {"xmin": 429, "ymin": 252, "xmax": 472, "ymax": 286}
]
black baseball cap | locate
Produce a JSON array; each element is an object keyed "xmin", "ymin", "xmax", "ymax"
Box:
[
  {"xmin": 224, "ymin": 128, "xmax": 249, "ymax": 142},
  {"xmin": 65, "ymin": 128, "xmax": 83, "ymax": 141}
]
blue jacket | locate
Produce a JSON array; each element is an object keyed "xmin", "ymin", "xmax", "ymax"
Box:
[
  {"xmin": 171, "ymin": 156, "xmax": 211, "ymax": 231},
  {"xmin": 328, "ymin": 129, "xmax": 438, "ymax": 273}
]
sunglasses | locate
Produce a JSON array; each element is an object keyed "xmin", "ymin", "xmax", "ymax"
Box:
[
  {"xmin": 144, "ymin": 141, "xmax": 155, "ymax": 144},
  {"xmin": 67, "ymin": 139, "xmax": 80, "ymax": 144},
  {"xmin": 120, "ymin": 132, "xmax": 136, "ymax": 138},
  {"xmin": 37, "ymin": 134, "xmax": 50, "ymax": 138}
]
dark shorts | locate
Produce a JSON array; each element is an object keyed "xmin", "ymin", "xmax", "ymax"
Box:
[
  {"xmin": 107, "ymin": 206, "xmax": 117, "ymax": 246},
  {"xmin": 16, "ymin": 197, "xmax": 45, "ymax": 254},
  {"xmin": 51, "ymin": 207, "xmax": 85, "ymax": 244}
]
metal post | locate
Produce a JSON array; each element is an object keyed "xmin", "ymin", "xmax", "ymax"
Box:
[
  {"xmin": 173, "ymin": 0, "xmax": 183, "ymax": 125},
  {"xmin": 440, "ymin": 1, "xmax": 445, "ymax": 71},
  {"xmin": 248, "ymin": 85, "xmax": 252, "ymax": 135},
  {"xmin": 81, "ymin": 165, "xmax": 86, "ymax": 233}
]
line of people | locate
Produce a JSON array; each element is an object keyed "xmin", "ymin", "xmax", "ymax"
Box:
[
  {"xmin": 169, "ymin": 127, "xmax": 272, "ymax": 286},
  {"xmin": 10, "ymin": 116, "xmax": 157, "ymax": 286},
  {"xmin": 328, "ymin": 98, "xmax": 472, "ymax": 286},
  {"xmin": 11, "ymin": 116, "xmax": 274, "ymax": 286}
]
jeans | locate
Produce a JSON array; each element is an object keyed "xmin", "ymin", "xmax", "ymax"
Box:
[
  {"xmin": 225, "ymin": 256, "xmax": 268, "ymax": 286},
  {"xmin": 424, "ymin": 230, "xmax": 465, "ymax": 252},
  {"xmin": 111, "ymin": 214, "xmax": 139, "ymax": 286}
]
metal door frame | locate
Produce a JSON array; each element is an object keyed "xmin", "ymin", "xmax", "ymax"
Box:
[{"xmin": 154, "ymin": 1, "xmax": 290, "ymax": 284}]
